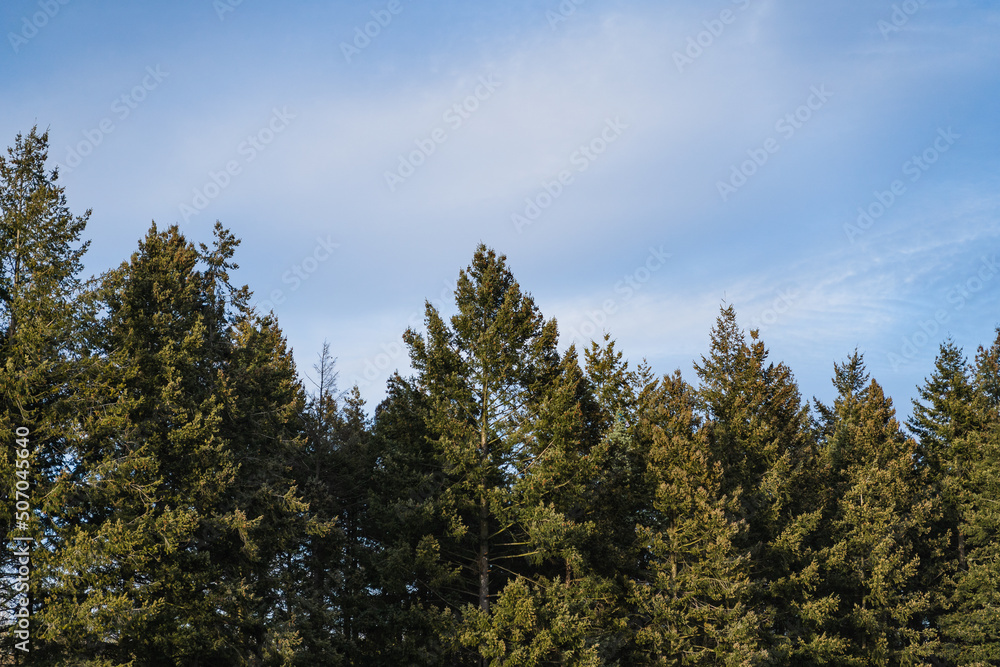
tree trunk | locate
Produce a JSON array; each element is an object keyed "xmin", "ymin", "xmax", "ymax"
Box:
[
  {"xmin": 478, "ymin": 380, "xmax": 490, "ymax": 614},
  {"xmin": 479, "ymin": 497, "xmax": 489, "ymax": 613},
  {"xmin": 9, "ymin": 225, "xmax": 20, "ymax": 341}
]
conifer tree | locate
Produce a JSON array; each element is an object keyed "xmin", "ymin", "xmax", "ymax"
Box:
[
  {"xmin": 367, "ymin": 371, "xmax": 458, "ymax": 665},
  {"xmin": 939, "ymin": 329, "xmax": 1000, "ymax": 664},
  {"xmin": 813, "ymin": 353, "xmax": 940, "ymax": 665},
  {"xmin": 402, "ymin": 245, "xmax": 644, "ymax": 663},
  {"xmin": 36, "ymin": 223, "xmax": 308, "ymax": 665},
  {"xmin": 288, "ymin": 343, "xmax": 383, "ymax": 664},
  {"xmin": 286, "ymin": 343, "xmax": 346, "ymax": 664},
  {"xmin": 628, "ymin": 370, "xmax": 762, "ymax": 665},
  {"xmin": 220, "ymin": 307, "xmax": 312, "ymax": 663},
  {"xmin": 909, "ymin": 340, "xmax": 979, "ymax": 470},
  {"xmin": 584, "ymin": 334, "xmax": 641, "ymax": 433},
  {"xmin": 0, "ymin": 127, "xmax": 90, "ymax": 660},
  {"xmin": 581, "ymin": 336, "xmax": 652, "ymax": 585},
  {"xmin": 693, "ymin": 305, "xmax": 809, "ymax": 545},
  {"xmin": 460, "ymin": 346, "xmax": 618, "ymax": 665},
  {"xmin": 692, "ymin": 305, "xmax": 817, "ymax": 658},
  {"xmin": 906, "ymin": 340, "xmax": 980, "ymax": 655},
  {"xmin": 401, "ymin": 245, "xmax": 558, "ymax": 621}
]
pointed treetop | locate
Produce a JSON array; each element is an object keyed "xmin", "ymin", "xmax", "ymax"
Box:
[
  {"xmin": 833, "ymin": 348, "xmax": 869, "ymax": 400},
  {"xmin": 0, "ymin": 126, "xmax": 90, "ymax": 318}
]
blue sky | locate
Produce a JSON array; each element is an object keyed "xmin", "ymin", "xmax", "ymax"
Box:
[{"xmin": 3, "ymin": 0, "xmax": 998, "ymax": 418}]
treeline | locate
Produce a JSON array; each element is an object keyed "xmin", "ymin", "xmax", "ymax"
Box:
[{"xmin": 1, "ymin": 127, "xmax": 999, "ymax": 665}]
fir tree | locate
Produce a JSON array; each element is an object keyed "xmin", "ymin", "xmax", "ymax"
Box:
[
  {"xmin": 401, "ymin": 245, "xmax": 557, "ymax": 620},
  {"xmin": 368, "ymin": 371, "xmax": 458, "ymax": 665},
  {"xmin": 692, "ymin": 305, "xmax": 816, "ymax": 659},
  {"xmin": 402, "ymin": 245, "xmax": 637, "ymax": 664},
  {"xmin": 813, "ymin": 353, "xmax": 940, "ymax": 665},
  {"xmin": 0, "ymin": 127, "xmax": 90, "ymax": 660},
  {"xmin": 909, "ymin": 339, "xmax": 979, "ymax": 480},
  {"xmin": 37, "ymin": 223, "xmax": 307, "ymax": 665},
  {"xmin": 288, "ymin": 343, "xmax": 382, "ymax": 665},
  {"xmin": 628, "ymin": 371, "xmax": 762, "ymax": 665},
  {"xmin": 582, "ymin": 335, "xmax": 652, "ymax": 585},
  {"xmin": 939, "ymin": 329, "xmax": 1000, "ymax": 664},
  {"xmin": 906, "ymin": 340, "xmax": 981, "ymax": 660},
  {"xmin": 463, "ymin": 346, "xmax": 618, "ymax": 664}
]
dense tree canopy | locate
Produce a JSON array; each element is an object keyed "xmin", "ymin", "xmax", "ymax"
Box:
[{"xmin": 2, "ymin": 128, "xmax": 999, "ymax": 665}]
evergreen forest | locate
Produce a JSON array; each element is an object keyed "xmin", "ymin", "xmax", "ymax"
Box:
[{"xmin": 3, "ymin": 127, "xmax": 1000, "ymax": 666}]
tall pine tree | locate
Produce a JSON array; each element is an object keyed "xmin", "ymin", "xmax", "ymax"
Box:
[
  {"xmin": 628, "ymin": 370, "xmax": 762, "ymax": 665},
  {"xmin": 0, "ymin": 127, "xmax": 90, "ymax": 660},
  {"xmin": 692, "ymin": 304, "xmax": 817, "ymax": 659},
  {"xmin": 36, "ymin": 223, "xmax": 308, "ymax": 665},
  {"xmin": 813, "ymin": 352, "xmax": 940, "ymax": 665},
  {"xmin": 939, "ymin": 329, "xmax": 1000, "ymax": 664}
]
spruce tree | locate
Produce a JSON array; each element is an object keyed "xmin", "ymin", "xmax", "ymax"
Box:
[
  {"xmin": 813, "ymin": 353, "xmax": 940, "ymax": 665},
  {"xmin": 691, "ymin": 305, "xmax": 817, "ymax": 658},
  {"xmin": 36, "ymin": 223, "xmax": 308, "ymax": 665},
  {"xmin": 220, "ymin": 307, "xmax": 312, "ymax": 664},
  {"xmin": 401, "ymin": 244, "xmax": 557, "ymax": 616},
  {"xmin": 461, "ymin": 346, "xmax": 617, "ymax": 665},
  {"xmin": 0, "ymin": 127, "xmax": 90, "ymax": 660},
  {"xmin": 402, "ymin": 245, "xmax": 636, "ymax": 663},
  {"xmin": 628, "ymin": 370, "xmax": 762, "ymax": 665},
  {"xmin": 288, "ymin": 343, "xmax": 384, "ymax": 665},
  {"xmin": 581, "ymin": 336, "xmax": 652, "ymax": 585},
  {"xmin": 367, "ymin": 371, "xmax": 458, "ymax": 665},
  {"xmin": 906, "ymin": 340, "xmax": 980, "ymax": 658},
  {"xmin": 909, "ymin": 340, "xmax": 979, "ymax": 469},
  {"xmin": 286, "ymin": 343, "xmax": 345, "ymax": 665},
  {"xmin": 939, "ymin": 329, "xmax": 1000, "ymax": 664}
]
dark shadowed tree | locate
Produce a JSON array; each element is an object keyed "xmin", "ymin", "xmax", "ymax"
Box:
[{"xmin": 939, "ymin": 329, "xmax": 1000, "ymax": 664}]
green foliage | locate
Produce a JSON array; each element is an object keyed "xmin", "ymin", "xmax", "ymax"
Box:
[
  {"xmin": 938, "ymin": 331, "xmax": 1000, "ymax": 665},
  {"xmin": 628, "ymin": 371, "xmax": 763, "ymax": 665},
  {"xmin": 0, "ymin": 127, "xmax": 90, "ymax": 659},
  {"xmin": 32, "ymin": 223, "xmax": 308, "ymax": 665},
  {"xmin": 2, "ymin": 127, "xmax": 1000, "ymax": 664},
  {"xmin": 400, "ymin": 246, "xmax": 559, "ymax": 618},
  {"xmin": 812, "ymin": 353, "xmax": 941, "ymax": 665},
  {"xmin": 459, "ymin": 575, "xmax": 613, "ymax": 666},
  {"xmin": 693, "ymin": 305, "xmax": 821, "ymax": 662}
]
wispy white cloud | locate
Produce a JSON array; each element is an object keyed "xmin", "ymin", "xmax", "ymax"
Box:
[{"xmin": 2, "ymin": 0, "xmax": 997, "ymax": 414}]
